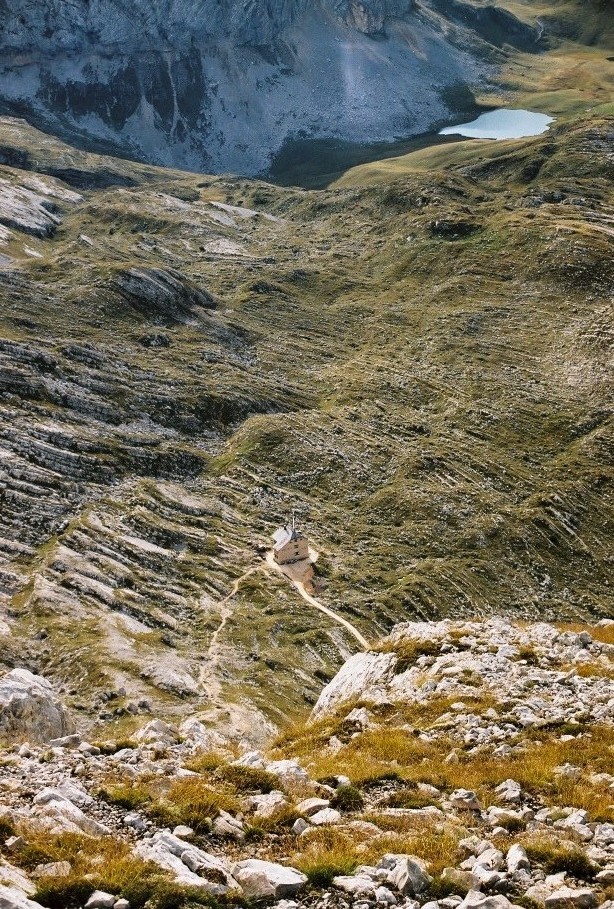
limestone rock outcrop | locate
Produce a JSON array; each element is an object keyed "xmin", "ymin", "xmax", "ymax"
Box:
[
  {"xmin": 0, "ymin": 669, "xmax": 75, "ymax": 745},
  {"xmin": 231, "ymin": 859, "xmax": 308, "ymax": 900},
  {"xmin": 311, "ymin": 619, "xmax": 614, "ymax": 730},
  {"xmin": 113, "ymin": 268, "xmax": 217, "ymax": 324}
]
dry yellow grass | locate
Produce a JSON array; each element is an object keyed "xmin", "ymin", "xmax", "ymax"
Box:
[
  {"xmin": 304, "ymin": 727, "xmax": 449, "ymax": 785},
  {"xmin": 5, "ymin": 829, "xmax": 210, "ymax": 909},
  {"xmin": 429, "ymin": 729, "xmax": 614, "ymax": 817},
  {"xmin": 556, "ymin": 623, "xmax": 614, "ymax": 647},
  {"xmin": 373, "ymin": 637, "xmax": 441, "ymax": 671},
  {"xmin": 363, "ymin": 826, "xmax": 465, "ymax": 877},
  {"xmin": 520, "ymin": 835, "xmax": 598, "ymax": 879},
  {"xmin": 281, "ymin": 713, "xmax": 614, "ymax": 823},
  {"xmin": 548, "ymin": 775, "xmax": 614, "ymax": 824},
  {"xmin": 99, "ymin": 767, "xmax": 245, "ymax": 833},
  {"xmin": 291, "ymin": 820, "xmax": 466, "ymax": 886},
  {"xmin": 273, "ymin": 694, "xmax": 501, "ymax": 772},
  {"xmin": 571, "ymin": 662, "xmax": 614, "ymax": 680},
  {"xmin": 291, "ymin": 828, "xmax": 361, "ymax": 885},
  {"xmin": 151, "ymin": 777, "xmax": 242, "ymax": 832}
]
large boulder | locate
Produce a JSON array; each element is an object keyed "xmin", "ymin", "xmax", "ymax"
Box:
[
  {"xmin": 135, "ymin": 831, "xmax": 237, "ymax": 894},
  {"xmin": 231, "ymin": 859, "xmax": 307, "ymax": 900},
  {"xmin": 113, "ymin": 268, "xmax": 216, "ymax": 324},
  {"xmin": 379, "ymin": 854, "xmax": 432, "ymax": 896},
  {"xmin": 458, "ymin": 892, "xmax": 523, "ymax": 909},
  {"xmin": 544, "ymin": 889, "xmax": 597, "ymax": 909},
  {"xmin": 0, "ymin": 885, "xmax": 45, "ymax": 909},
  {"xmin": 0, "ymin": 862, "xmax": 37, "ymax": 896},
  {"xmin": 0, "ymin": 179, "xmax": 63, "ymax": 238},
  {"xmin": 0, "ymin": 669, "xmax": 75, "ymax": 744},
  {"xmin": 32, "ymin": 789, "xmax": 110, "ymax": 837},
  {"xmin": 310, "ymin": 651, "xmax": 397, "ymax": 720}
]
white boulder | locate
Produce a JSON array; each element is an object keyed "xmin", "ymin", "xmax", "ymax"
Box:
[
  {"xmin": 311, "ymin": 652, "xmax": 397, "ymax": 719},
  {"xmin": 0, "ymin": 886, "xmax": 46, "ymax": 909},
  {"xmin": 544, "ymin": 889, "xmax": 597, "ymax": 909},
  {"xmin": 31, "ymin": 790, "xmax": 110, "ymax": 837},
  {"xmin": 458, "ymin": 892, "xmax": 521, "ymax": 909},
  {"xmin": 0, "ymin": 670, "xmax": 75, "ymax": 744},
  {"xmin": 84, "ymin": 893, "xmax": 116, "ymax": 909},
  {"xmin": 296, "ymin": 798, "xmax": 330, "ymax": 817},
  {"xmin": 248, "ymin": 792, "xmax": 287, "ymax": 818},
  {"xmin": 379, "ymin": 854, "xmax": 432, "ymax": 895},
  {"xmin": 333, "ymin": 875, "xmax": 377, "ymax": 896},
  {"xmin": 231, "ymin": 859, "xmax": 307, "ymax": 900},
  {"xmin": 309, "ymin": 808, "xmax": 341, "ymax": 826},
  {"xmin": 506, "ymin": 845, "xmax": 530, "ymax": 874},
  {"xmin": 212, "ymin": 810, "xmax": 244, "ymax": 840},
  {"xmin": 135, "ymin": 719, "xmax": 177, "ymax": 745},
  {"xmin": 450, "ymin": 789, "xmax": 481, "ymax": 811}
]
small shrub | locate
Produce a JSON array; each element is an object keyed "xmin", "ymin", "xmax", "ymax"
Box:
[
  {"xmin": 185, "ymin": 752, "xmax": 225, "ymax": 774},
  {"xmin": 524, "ymin": 841, "xmax": 596, "ymax": 879},
  {"xmin": 250, "ymin": 805, "xmax": 302, "ymax": 833},
  {"xmin": 115, "ymin": 739, "xmax": 138, "ymax": 751},
  {"xmin": 375, "ymin": 639, "xmax": 440, "ymax": 674},
  {"xmin": 331, "ymin": 785, "xmax": 364, "ymax": 811},
  {"xmin": 216, "ymin": 764, "xmax": 278, "ymax": 794},
  {"xmin": 360, "ymin": 771, "xmax": 403, "ymax": 789},
  {"xmin": 92, "ymin": 740, "xmax": 137, "ymax": 756},
  {"xmin": 305, "ymin": 863, "xmax": 350, "ymax": 888},
  {"xmin": 0, "ymin": 815, "xmax": 16, "ymax": 839},
  {"xmin": 15, "ymin": 844, "xmax": 57, "ymax": 871},
  {"xmin": 512, "ymin": 896, "xmax": 541, "ymax": 909},
  {"xmin": 546, "ymin": 850, "xmax": 596, "ymax": 880},
  {"xmin": 35, "ymin": 877, "xmax": 95, "ymax": 909},
  {"xmin": 515, "ymin": 646, "xmax": 540, "ymax": 665},
  {"xmin": 99, "ymin": 784, "xmax": 150, "ymax": 810},
  {"xmin": 147, "ymin": 802, "xmax": 182, "ymax": 829},
  {"xmin": 497, "ymin": 815, "xmax": 526, "ymax": 834},
  {"xmin": 428, "ymin": 876, "xmax": 461, "ymax": 900},
  {"xmin": 293, "ymin": 829, "xmax": 358, "ymax": 887},
  {"xmin": 161, "ymin": 779, "xmax": 240, "ymax": 833},
  {"xmin": 124, "ymin": 880, "xmax": 220, "ymax": 909},
  {"xmin": 384, "ymin": 789, "xmax": 440, "ymax": 810}
]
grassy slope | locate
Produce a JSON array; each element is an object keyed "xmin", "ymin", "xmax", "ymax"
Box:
[{"xmin": 0, "ymin": 0, "xmax": 612, "ymax": 734}]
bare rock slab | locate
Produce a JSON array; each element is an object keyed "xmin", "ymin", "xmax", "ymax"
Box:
[
  {"xmin": 0, "ymin": 884, "xmax": 46, "ymax": 909},
  {"xmin": 0, "ymin": 669, "xmax": 75, "ymax": 744},
  {"xmin": 231, "ymin": 859, "xmax": 308, "ymax": 900}
]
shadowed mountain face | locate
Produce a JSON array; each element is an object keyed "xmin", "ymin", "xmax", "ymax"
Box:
[{"xmin": 0, "ymin": 0, "xmax": 539, "ymax": 175}]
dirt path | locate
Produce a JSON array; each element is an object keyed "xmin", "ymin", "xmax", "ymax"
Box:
[
  {"xmin": 199, "ymin": 565, "xmax": 263, "ymax": 691},
  {"xmin": 199, "ymin": 548, "xmax": 367, "ymax": 696},
  {"xmin": 265, "ymin": 550, "xmax": 368, "ymax": 650}
]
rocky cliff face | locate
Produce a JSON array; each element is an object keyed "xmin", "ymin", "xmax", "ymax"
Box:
[{"xmin": 0, "ymin": 0, "xmax": 537, "ymax": 175}]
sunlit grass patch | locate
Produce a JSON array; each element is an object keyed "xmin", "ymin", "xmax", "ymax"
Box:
[
  {"xmin": 99, "ymin": 782, "xmax": 151, "ymax": 810},
  {"xmin": 364, "ymin": 824, "xmax": 465, "ymax": 877},
  {"xmin": 374, "ymin": 637, "xmax": 441, "ymax": 672},
  {"xmin": 7, "ymin": 830, "xmax": 225, "ymax": 909},
  {"xmin": 293, "ymin": 829, "xmax": 359, "ymax": 887},
  {"xmin": 556, "ymin": 622, "xmax": 614, "ymax": 647},
  {"xmin": 522, "ymin": 836, "xmax": 598, "ymax": 879},
  {"xmin": 151, "ymin": 777, "xmax": 242, "ymax": 833},
  {"xmin": 282, "ymin": 711, "xmax": 614, "ymax": 820}
]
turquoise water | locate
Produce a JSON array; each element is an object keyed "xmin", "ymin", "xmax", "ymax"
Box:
[{"xmin": 439, "ymin": 108, "xmax": 554, "ymax": 140}]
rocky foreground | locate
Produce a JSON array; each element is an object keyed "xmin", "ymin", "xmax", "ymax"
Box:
[{"xmin": 0, "ymin": 619, "xmax": 613, "ymax": 909}]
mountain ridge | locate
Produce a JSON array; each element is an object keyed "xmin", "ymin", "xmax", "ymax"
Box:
[{"xmin": 0, "ymin": 0, "xmax": 540, "ymax": 174}]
